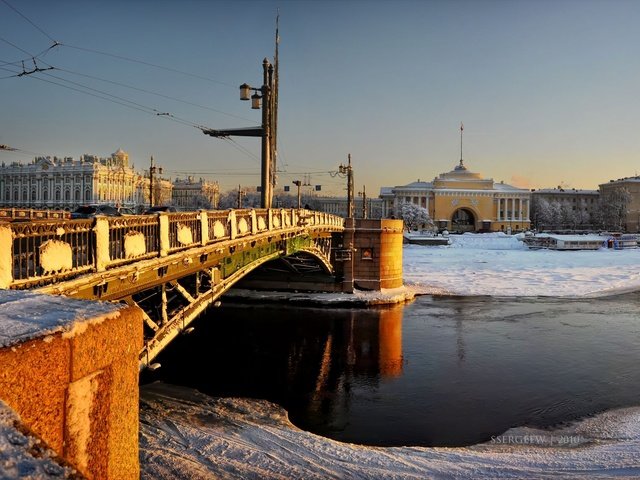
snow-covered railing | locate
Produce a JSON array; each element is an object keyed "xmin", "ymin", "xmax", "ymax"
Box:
[
  {"xmin": 7, "ymin": 219, "xmax": 94, "ymax": 284},
  {"xmin": 0, "ymin": 208, "xmax": 344, "ymax": 289},
  {"xmin": 168, "ymin": 212, "xmax": 202, "ymax": 253},
  {"xmin": 107, "ymin": 215, "xmax": 160, "ymax": 266}
]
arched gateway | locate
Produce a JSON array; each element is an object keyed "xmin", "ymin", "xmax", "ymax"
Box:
[{"xmin": 451, "ymin": 208, "xmax": 476, "ymax": 232}]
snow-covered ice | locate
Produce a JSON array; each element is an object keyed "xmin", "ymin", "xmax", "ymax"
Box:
[
  {"xmin": 405, "ymin": 233, "xmax": 640, "ymax": 297},
  {"xmin": 140, "ymin": 383, "xmax": 640, "ymax": 480}
]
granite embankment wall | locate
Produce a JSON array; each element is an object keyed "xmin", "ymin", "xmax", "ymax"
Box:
[{"xmin": 0, "ymin": 291, "xmax": 143, "ymax": 479}]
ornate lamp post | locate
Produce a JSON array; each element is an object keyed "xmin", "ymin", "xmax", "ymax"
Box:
[
  {"xmin": 203, "ymin": 58, "xmax": 277, "ymax": 209},
  {"xmin": 149, "ymin": 156, "xmax": 163, "ymax": 208}
]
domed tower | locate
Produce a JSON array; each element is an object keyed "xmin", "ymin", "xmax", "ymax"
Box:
[{"xmin": 112, "ymin": 148, "xmax": 129, "ymax": 168}]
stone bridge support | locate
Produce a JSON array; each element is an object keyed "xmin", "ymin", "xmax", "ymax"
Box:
[
  {"xmin": 335, "ymin": 218, "xmax": 404, "ymax": 292},
  {"xmin": 0, "ymin": 292, "xmax": 143, "ymax": 479}
]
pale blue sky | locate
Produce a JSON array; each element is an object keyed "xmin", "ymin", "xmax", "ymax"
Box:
[{"xmin": 1, "ymin": 0, "xmax": 639, "ymax": 195}]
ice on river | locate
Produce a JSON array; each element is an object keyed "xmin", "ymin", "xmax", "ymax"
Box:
[{"xmin": 405, "ymin": 233, "xmax": 640, "ymax": 297}]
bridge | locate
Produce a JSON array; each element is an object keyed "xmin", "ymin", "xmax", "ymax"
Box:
[
  {"xmin": 0, "ymin": 208, "xmax": 348, "ymax": 368},
  {"xmin": 0, "ymin": 209, "xmax": 403, "ymax": 478}
]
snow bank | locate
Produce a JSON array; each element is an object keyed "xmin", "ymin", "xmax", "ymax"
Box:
[
  {"xmin": 405, "ymin": 235, "xmax": 640, "ymax": 297},
  {"xmin": 140, "ymin": 383, "xmax": 640, "ymax": 480},
  {"xmin": 448, "ymin": 232, "xmax": 527, "ymax": 250},
  {"xmin": 0, "ymin": 400, "xmax": 77, "ymax": 479},
  {"xmin": 0, "ymin": 290, "xmax": 123, "ymax": 348}
]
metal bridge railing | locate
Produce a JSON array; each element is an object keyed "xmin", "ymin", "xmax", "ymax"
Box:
[
  {"xmin": 107, "ymin": 215, "xmax": 160, "ymax": 266},
  {"xmin": 0, "ymin": 208, "xmax": 344, "ymax": 289},
  {"xmin": 9, "ymin": 219, "xmax": 94, "ymax": 283}
]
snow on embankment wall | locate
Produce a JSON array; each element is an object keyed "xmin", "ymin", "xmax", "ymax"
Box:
[
  {"xmin": 0, "ymin": 290, "xmax": 143, "ymax": 479},
  {"xmin": 0, "ymin": 399, "xmax": 80, "ymax": 479}
]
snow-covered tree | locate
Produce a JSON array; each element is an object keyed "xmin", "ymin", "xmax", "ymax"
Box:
[{"xmin": 400, "ymin": 202, "xmax": 433, "ymax": 231}]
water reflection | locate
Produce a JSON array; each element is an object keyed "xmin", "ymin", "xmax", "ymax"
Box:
[
  {"xmin": 150, "ymin": 303, "xmax": 405, "ymax": 433},
  {"xmin": 148, "ymin": 293, "xmax": 640, "ymax": 447}
]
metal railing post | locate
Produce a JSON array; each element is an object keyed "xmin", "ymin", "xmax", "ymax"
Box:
[
  {"xmin": 200, "ymin": 210, "xmax": 209, "ymax": 245},
  {"xmin": 94, "ymin": 216, "xmax": 111, "ymax": 272},
  {"xmin": 228, "ymin": 210, "xmax": 237, "ymax": 240},
  {"xmin": 0, "ymin": 224, "xmax": 13, "ymax": 288},
  {"xmin": 158, "ymin": 213, "xmax": 169, "ymax": 257}
]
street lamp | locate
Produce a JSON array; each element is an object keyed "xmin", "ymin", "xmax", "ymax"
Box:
[
  {"xmin": 202, "ymin": 58, "xmax": 278, "ymax": 210},
  {"xmin": 292, "ymin": 180, "xmax": 302, "ymax": 209},
  {"xmin": 149, "ymin": 156, "xmax": 163, "ymax": 208}
]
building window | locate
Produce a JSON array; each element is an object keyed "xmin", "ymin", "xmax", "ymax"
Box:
[
  {"xmin": 65, "ymin": 189, "xmax": 71, "ymax": 201},
  {"xmin": 75, "ymin": 189, "xmax": 80, "ymax": 201},
  {"xmin": 43, "ymin": 190, "xmax": 48, "ymax": 201}
]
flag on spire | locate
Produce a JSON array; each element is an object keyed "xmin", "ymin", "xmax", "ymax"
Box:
[{"xmin": 460, "ymin": 122, "xmax": 464, "ymax": 132}]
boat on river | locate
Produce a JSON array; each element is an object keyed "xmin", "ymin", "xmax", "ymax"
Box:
[{"xmin": 524, "ymin": 233, "xmax": 639, "ymax": 250}]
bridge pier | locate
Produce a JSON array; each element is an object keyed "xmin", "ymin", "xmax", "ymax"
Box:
[
  {"xmin": 0, "ymin": 291, "xmax": 143, "ymax": 479},
  {"xmin": 335, "ymin": 218, "xmax": 404, "ymax": 292}
]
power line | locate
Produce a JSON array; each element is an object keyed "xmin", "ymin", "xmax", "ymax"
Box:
[
  {"xmin": 60, "ymin": 43, "xmax": 236, "ymax": 89},
  {"xmin": 52, "ymin": 66, "xmax": 255, "ymax": 123},
  {"xmin": 0, "ymin": 0, "xmax": 58, "ymax": 43},
  {"xmin": 0, "ymin": 35, "xmax": 34, "ymax": 57},
  {"xmin": 222, "ymin": 138, "xmax": 260, "ymax": 163}
]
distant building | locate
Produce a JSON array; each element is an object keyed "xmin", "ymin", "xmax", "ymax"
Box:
[
  {"xmin": 313, "ymin": 196, "xmax": 383, "ymax": 219},
  {"xmin": 380, "ymin": 160, "xmax": 531, "ymax": 232},
  {"xmin": 0, "ymin": 148, "xmax": 172, "ymax": 211},
  {"xmin": 530, "ymin": 188, "xmax": 600, "ymax": 230},
  {"xmin": 599, "ymin": 176, "xmax": 640, "ymax": 232},
  {"xmin": 172, "ymin": 177, "xmax": 219, "ymax": 210}
]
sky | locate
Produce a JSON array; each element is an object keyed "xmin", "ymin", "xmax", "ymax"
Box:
[{"xmin": 1, "ymin": 0, "xmax": 639, "ymax": 196}]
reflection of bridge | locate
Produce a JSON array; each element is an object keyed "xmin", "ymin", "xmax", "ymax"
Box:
[{"xmin": 0, "ymin": 209, "xmax": 344, "ymax": 367}]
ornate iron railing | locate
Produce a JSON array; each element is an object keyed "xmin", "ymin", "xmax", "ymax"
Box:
[{"xmin": 0, "ymin": 208, "xmax": 344, "ymax": 289}]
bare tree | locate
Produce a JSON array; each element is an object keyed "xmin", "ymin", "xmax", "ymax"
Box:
[{"xmin": 600, "ymin": 187, "xmax": 631, "ymax": 231}]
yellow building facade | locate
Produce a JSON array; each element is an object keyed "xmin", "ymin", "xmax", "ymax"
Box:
[{"xmin": 381, "ymin": 160, "xmax": 531, "ymax": 232}]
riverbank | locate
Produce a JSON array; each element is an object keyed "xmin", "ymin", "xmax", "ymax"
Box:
[{"xmin": 140, "ymin": 383, "xmax": 640, "ymax": 479}]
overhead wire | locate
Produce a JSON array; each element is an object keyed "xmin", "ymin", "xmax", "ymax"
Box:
[
  {"xmin": 60, "ymin": 43, "xmax": 236, "ymax": 89},
  {"xmin": 51, "ymin": 65, "xmax": 256, "ymax": 123},
  {"xmin": 0, "ymin": 0, "xmax": 290, "ymax": 174},
  {"xmin": 0, "ymin": 0, "xmax": 58, "ymax": 44}
]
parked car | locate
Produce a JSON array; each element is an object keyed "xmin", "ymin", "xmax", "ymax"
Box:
[
  {"xmin": 143, "ymin": 205, "xmax": 177, "ymax": 214},
  {"xmin": 71, "ymin": 205, "xmax": 123, "ymax": 219},
  {"xmin": 118, "ymin": 206, "xmax": 136, "ymax": 215}
]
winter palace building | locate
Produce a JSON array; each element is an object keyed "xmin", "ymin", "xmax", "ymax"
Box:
[
  {"xmin": 380, "ymin": 159, "xmax": 531, "ymax": 232},
  {"xmin": 0, "ymin": 149, "xmax": 172, "ymax": 211}
]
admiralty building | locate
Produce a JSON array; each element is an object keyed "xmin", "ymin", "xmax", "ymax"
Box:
[{"xmin": 380, "ymin": 159, "xmax": 531, "ymax": 233}]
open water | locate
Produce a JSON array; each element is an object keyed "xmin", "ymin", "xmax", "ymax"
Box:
[{"xmin": 149, "ymin": 292, "xmax": 640, "ymax": 447}]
